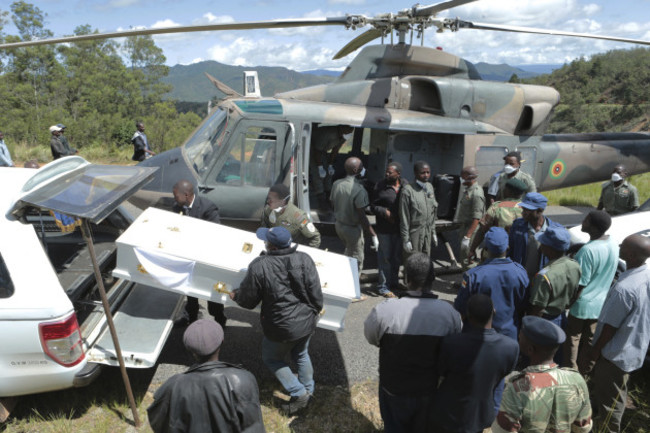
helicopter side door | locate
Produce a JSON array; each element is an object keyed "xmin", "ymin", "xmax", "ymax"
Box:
[{"xmin": 198, "ymin": 120, "xmax": 290, "ymax": 227}]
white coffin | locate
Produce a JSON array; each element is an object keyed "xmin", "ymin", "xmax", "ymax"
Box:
[{"xmin": 113, "ymin": 207, "xmax": 360, "ymax": 332}]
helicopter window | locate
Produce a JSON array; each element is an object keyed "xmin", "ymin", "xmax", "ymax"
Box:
[
  {"xmin": 215, "ymin": 126, "xmax": 276, "ymax": 187},
  {"xmin": 185, "ymin": 108, "xmax": 228, "ymax": 175},
  {"xmin": 0, "ymin": 254, "xmax": 14, "ymax": 298}
]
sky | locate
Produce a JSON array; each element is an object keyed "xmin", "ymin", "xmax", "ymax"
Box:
[{"xmin": 4, "ymin": 0, "xmax": 650, "ymax": 71}]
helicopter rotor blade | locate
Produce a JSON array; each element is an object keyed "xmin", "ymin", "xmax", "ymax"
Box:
[
  {"xmin": 413, "ymin": 0, "xmax": 479, "ymax": 17},
  {"xmin": 452, "ymin": 20, "xmax": 650, "ymax": 46},
  {"xmin": 0, "ymin": 17, "xmax": 352, "ymax": 49},
  {"xmin": 333, "ymin": 28, "xmax": 383, "ymax": 60}
]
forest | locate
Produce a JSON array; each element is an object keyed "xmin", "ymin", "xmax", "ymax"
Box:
[{"xmin": 0, "ymin": 1, "xmax": 202, "ymax": 163}]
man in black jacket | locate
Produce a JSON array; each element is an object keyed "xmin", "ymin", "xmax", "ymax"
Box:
[
  {"xmin": 131, "ymin": 121, "xmax": 155, "ymax": 161},
  {"xmin": 148, "ymin": 319, "xmax": 265, "ymax": 433},
  {"xmin": 172, "ymin": 179, "xmax": 226, "ymax": 327},
  {"xmin": 230, "ymin": 226, "xmax": 323, "ymax": 415}
]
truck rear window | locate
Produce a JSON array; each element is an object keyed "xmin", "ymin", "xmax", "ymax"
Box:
[{"xmin": 0, "ymin": 254, "xmax": 14, "ymax": 298}]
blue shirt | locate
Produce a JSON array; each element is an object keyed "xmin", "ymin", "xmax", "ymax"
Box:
[
  {"xmin": 433, "ymin": 326, "xmax": 519, "ymax": 432},
  {"xmin": 455, "ymin": 258, "xmax": 529, "ymax": 341},
  {"xmin": 593, "ymin": 264, "xmax": 650, "ymax": 372},
  {"xmin": 570, "ymin": 236, "xmax": 619, "ymax": 319},
  {"xmin": 508, "ymin": 217, "xmax": 563, "ymax": 279}
]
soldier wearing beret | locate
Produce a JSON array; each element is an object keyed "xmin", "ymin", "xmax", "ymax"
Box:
[
  {"xmin": 470, "ymin": 177, "xmax": 526, "ymax": 259},
  {"xmin": 492, "ymin": 316, "xmax": 592, "ymax": 433},
  {"xmin": 528, "ymin": 226, "xmax": 581, "ymax": 333},
  {"xmin": 261, "ymin": 183, "xmax": 321, "ymax": 248}
]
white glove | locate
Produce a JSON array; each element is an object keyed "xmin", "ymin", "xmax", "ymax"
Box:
[
  {"xmin": 327, "ymin": 164, "xmax": 335, "ymax": 176},
  {"xmin": 318, "ymin": 166, "xmax": 327, "ymax": 179},
  {"xmin": 371, "ymin": 235, "xmax": 379, "ymax": 251},
  {"xmin": 433, "ymin": 232, "xmax": 438, "ymax": 248},
  {"xmin": 460, "ymin": 236, "xmax": 470, "ymax": 253},
  {"xmin": 404, "ymin": 241, "xmax": 413, "ymax": 253}
]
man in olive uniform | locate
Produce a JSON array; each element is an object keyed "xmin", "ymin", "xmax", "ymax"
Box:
[
  {"xmin": 597, "ymin": 164, "xmax": 640, "ymax": 216},
  {"xmin": 399, "ymin": 161, "xmax": 437, "ymax": 258},
  {"xmin": 310, "ymin": 125, "xmax": 354, "ymax": 211},
  {"xmin": 494, "ymin": 151, "xmax": 536, "ymax": 202},
  {"xmin": 261, "ymin": 183, "xmax": 321, "ymax": 248},
  {"xmin": 528, "ymin": 225, "xmax": 581, "ymax": 364},
  {"xmin": 492, "ymin": 316, "xmax": 592, "ymax": 433},
  {"xmin": 454, "ymin": 166, "xmax": 485, "ymax": 269},
  {"xmin": 470, "ymin": 178, "xmax": 526, "ymax": 259},
  {"xmin": 330, "ymin": 157, "xmax": 378, "ymax": 271}
]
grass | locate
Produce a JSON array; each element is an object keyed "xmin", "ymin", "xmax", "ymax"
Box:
[
  {"xmin": 544, "ymin": 172, "xmax": 650, "ymax": 207},
  {"xmin": 1, "ymin": 369, "xmax": 383, "ymax": 433}
]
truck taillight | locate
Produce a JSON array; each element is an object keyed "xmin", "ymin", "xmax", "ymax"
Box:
[{"xmin": 39, "ymin": 313, "xmax": 85, "ymax": 367}]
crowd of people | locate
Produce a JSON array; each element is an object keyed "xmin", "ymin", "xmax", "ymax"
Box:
[{"xmin": 144, "ymin": 150, "xmax": 649, "ymax": 433}]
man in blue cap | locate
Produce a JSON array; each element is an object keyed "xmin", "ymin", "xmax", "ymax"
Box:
[
  {"xmin": 230, "ymin": 226, "xmax": 323, "ymax": 415},
  {"xmin": 528, "ymin": 226, "xmax": 581, "ymax": 349},
  {"xmin": 508, "ymin": 192, "xmax": 564, "ymax": 281},
  {"xmin": 56, "ymin": 124, "xmax": 77, "ymax": 157},
  {"xmin": 492, "ymin": 316, "xmax": 592, "ymax": 433}
]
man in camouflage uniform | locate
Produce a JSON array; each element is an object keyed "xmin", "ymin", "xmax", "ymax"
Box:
[
  {"xmin": 470, "ymin": 178, "xmax": 526, "ymax": 259},
  {"xmin": 331, "ymin": 157, "xmax": 378, "ymax": 271},
  {"xmin": 494, "ymin": 151, "xmax": 536, "ymax": 202},
  {"xmin": 261, "ymin": 183, "xmax": 321, "ymax": 248},
  {"xmin": 310, "ymin": 125, "xmax": 354, "ymax": 211},
  {"xmin": 399, "ymin": 161, "xmax": 437, "ymax": 258},
  {"xmin": 492, "ymin": 316, "xmax": 592, "ymax": 433},
  {"xmin": 528, "ymin": 225, "xmax": 581, "ymax": 365},
  {"xmin": 454, "ymin": 166, "xmax": 485, "ymax": 269},
  {"xmin": 597, "ymin": 164, "xmax": 640, "ymax": 216}
]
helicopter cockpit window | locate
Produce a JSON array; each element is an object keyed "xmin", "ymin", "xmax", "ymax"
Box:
[
  {"xmin": 215, "ymin": 126, "xmax": 276, "ymax": 187},
  {"xmin": 0, "ymin": 253, "xmax": 14, "ymax": 298},
  {"xmin": 184, "ymin": 108, "xmax": 228, "ymax": 175}
]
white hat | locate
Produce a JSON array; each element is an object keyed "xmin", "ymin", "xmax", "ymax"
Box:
[{"xmin": 49, "ymin": 125, "xmax": 62, "ymax": 132}]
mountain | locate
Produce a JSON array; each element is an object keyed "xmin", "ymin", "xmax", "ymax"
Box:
[
  {"xmin": 474, "ymin": 62, "xmax": 539, "ymax": 82},
  {"xmin": 163, "ymin": 60, "xmax": 555, "ymax": 103},
  {"xmin": 162, "ymin": 61, "xmax": 335, "ymax": 102},
  {"xmin": 515, "ymin": 64, "xmax": 563, "ymax": 75}
]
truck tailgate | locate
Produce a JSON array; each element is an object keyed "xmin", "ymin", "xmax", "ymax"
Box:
[{"xmin": 86, "ymin": 283, "xmax": 183, "ymax": 368}]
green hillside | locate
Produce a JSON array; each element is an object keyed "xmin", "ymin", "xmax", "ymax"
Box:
[
  {"xmin": 525, "ymin": 47, "xmax": 650, "ymax": 133},
  {"xmin": 162, "ymin": 61, "xmax": 335, "ymax": 102},
  {"xmin": 474, "ymin": 62, "xmax": 538, "ymax": 82}
]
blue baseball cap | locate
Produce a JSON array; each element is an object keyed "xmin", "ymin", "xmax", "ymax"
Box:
[
  {"xmin": 484, "ymin": 227, "xmax": 509, "ymax": 254},
  {"xmin": 522, "ymin": 315, "xmax": 566, "ymax": 346},
  {"xmin": 517, "ymin": 192, "xmax": 548, "ymax": 210},
  {"xmin": 535, "ymin": 226, "xmax": 571, "ymax": 252},
  {"xmin": 56, "ymin": 123, "xmax": 66, "ymax": 129},
  {"xmin": 256, "ymin": 226, "xmax": 292, "ymax": 248}
]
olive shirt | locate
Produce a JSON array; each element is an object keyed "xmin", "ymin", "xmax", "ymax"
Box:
[
  {"xmin": 399, "ymin": 181, "xmax": 437, "ymax": 255},
  {"xmin": 454, "ymin": 182, "xmax": 485, "ymax": 226},
  {"xmin": 330, "ymin": 176, "xmax": 370, "ymax": 225},
  {"xmin": 261, "ymin": 202, "xmax": 321, "ymax": 248},
  {"xmin": 598, "ymin": 180, "xmax": 640, "ymax": 216},
  {"xmin": 529, "ymin": 255, "xmax": 581, "ymax": 317},
  {"xmin": 497, "ymin": 170, "xmax": 536, "ymax": 200}
]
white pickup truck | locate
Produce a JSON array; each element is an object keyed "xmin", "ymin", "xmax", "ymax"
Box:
[{"xmin": 0, "ymin": 157, "xmax": 182, "ymax": 404}]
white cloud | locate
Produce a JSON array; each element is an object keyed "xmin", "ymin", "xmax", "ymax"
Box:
[{"xmin": 583, "ymin": 3, "xmax": 601, "ymax": 15}]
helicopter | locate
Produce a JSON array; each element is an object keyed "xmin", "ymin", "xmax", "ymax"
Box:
[{"xmin": 2, "ymin": 0, "xmax": 650, "ymax": 232}]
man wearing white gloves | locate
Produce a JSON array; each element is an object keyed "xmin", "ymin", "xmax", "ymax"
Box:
[{"xmin": 399, "ymin": 161, "xmax": 438, "ymax": 259}]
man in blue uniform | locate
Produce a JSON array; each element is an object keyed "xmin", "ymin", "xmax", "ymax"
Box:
[
  {"xmin": 508, "ymin": 192, "xmax": 564, "ymax": 281},
  {"xmin": 455, "ymin": 227, "xmax": 529, "ymax": 341}
]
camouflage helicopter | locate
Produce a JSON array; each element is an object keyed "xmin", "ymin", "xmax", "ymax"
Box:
[{"xmin": 2, "ymin": 0, "xmax": 650, "ymax": 231}]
